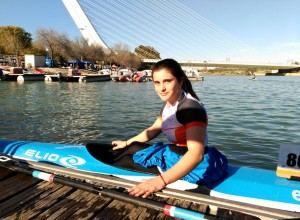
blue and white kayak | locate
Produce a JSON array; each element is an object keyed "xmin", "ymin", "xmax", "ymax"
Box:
[{"xmin": 0, "ymin": 139, "xmax": 299, "ymax": 213}]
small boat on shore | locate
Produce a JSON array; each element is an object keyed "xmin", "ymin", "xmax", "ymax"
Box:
[
  {"xmin": 184, "ymin": 69, "xmax": 204, "ymax": 81},
  {"xmin": 0, "ymin": 139, "xmax": 299, "ymax": 215}
]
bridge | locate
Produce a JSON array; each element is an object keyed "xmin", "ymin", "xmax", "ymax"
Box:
[
  {"xmin": 61, "ymin": 0, "xmax": 298, "ymax": 70},
  {"xmin": 61, "ymin": 0, "xmax": 108, "ymax": 48},
  {"xmin": 143, "ymin": 59, "xmax": 300, "ymax": 69}
]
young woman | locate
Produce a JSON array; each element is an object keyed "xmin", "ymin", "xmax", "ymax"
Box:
[{"xmin": 112, "ymin": 58, "xmax": 227, "ymax": 198}]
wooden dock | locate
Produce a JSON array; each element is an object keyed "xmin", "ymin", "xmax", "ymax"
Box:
[
  {"xmin": 1, "ymin": 166, "xmax": 300, "ymax": 220},
  {"xmin": 1, "ymin": 167, "xmax": 176, "ymax": 219}
]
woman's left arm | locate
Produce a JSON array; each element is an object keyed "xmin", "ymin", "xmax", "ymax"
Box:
[
  {"xmin": 158, "ymin": 125, "xmax": 206, "ymax": 184},
  {"xmin": 128, "ymin": 126, "xmax": 206, "ymax": 198}
]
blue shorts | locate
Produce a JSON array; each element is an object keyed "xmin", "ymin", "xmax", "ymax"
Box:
[{"xmin": 133, "ymin": 142, "xmax": 228, "ymax": 184}]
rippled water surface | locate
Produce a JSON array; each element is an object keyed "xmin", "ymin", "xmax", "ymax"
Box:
[{"xmin": 0, "ymin": 76, "xmax": 299, "ymax": 170}]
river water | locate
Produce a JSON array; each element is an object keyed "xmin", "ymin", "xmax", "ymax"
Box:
[{"xmin": 0, "ymin": 76, "xmax": 299, "ymax": 170}]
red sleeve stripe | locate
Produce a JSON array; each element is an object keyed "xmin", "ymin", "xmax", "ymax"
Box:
[{"xmin": 185, "ymin": 121, "xmax": 207, "ymax": 129}]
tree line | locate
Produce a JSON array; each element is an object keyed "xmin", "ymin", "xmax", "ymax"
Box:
[{"xmin": 0, "ymin": 26, "xmax": 161, "ymax": 69}]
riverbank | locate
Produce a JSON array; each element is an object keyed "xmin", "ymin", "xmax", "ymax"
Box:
[
  {"xmin": 39, "ymin": 67, "xmax": 272, "ymax": 76},
  {"xmin": 4, "ymin": 66, "xmax": 298, "ymax": 76},
  {"xmin": 200, "ymin": 67, "xmax": 300, "ymax": 76}
]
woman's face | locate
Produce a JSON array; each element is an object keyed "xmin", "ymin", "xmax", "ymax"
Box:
[{"xmin": 153, "ymin": 68, "xmax": 182, "ymax": 106}]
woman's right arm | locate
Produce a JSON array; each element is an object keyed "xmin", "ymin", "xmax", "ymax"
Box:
[{"xmin": 112, "ymin": 117, "xmax": 162, "ymax": 150}]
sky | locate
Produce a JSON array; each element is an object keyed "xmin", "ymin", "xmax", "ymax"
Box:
[{"xmin": 0, "ymin": 0, "xmax": 299, "ymax": 63}]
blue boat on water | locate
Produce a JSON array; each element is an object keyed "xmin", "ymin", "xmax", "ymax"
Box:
[{"xmin": 0, "ymin": 139, "xmax": 299, "ymax": 214}]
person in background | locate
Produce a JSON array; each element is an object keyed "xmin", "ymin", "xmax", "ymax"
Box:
[
  {"xmin": 112, "ymin": 58, "xmax": 227, "ymax": 198},
  {"xmin": 249, "ymin": 71, "xmax": 256, "ymax": 79}
]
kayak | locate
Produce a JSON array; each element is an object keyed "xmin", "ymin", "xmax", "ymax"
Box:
[{"xmin": 0, "ymin": 139, "xmax": 299, "ymax": 213}]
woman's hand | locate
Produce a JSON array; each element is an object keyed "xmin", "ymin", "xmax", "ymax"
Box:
[
  {"xmin": 128, "ymin": 176, "xmax": 166, "ymax": 198},
  {"xmin": 111, "ymin": 140, "xmax": 127, "ymax": 150}
]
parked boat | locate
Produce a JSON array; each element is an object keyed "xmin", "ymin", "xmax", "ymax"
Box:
[
  {"xmin": 3, "ymin": 73, "xmax": 46, "ymax": 82},
  {"xmin": 0, "ymin": 67, "xmax": 46, "ymax": 82},
  {"xmin": 132, "ymin": 72, "xmax": 147, "ymax": 82},
  {"xmin": 118, "ymin": 75, "xmax": 131, "ymax": 82},
  {"xmin": 44, "ymin": 73, "xmax": 62, "ymax": 82},
  {"xmin": 17, "ymin": 73, "xmax": 45, "ymax": 82},
  {"xmin": 117, "ymin": 69, "xmax": 133, "ymax": 82},
  {"xmin": 0, "ymin": 73, "xmax": 19, "ymax": 81},
  {"xmin": 0, "ymin": 138, "xmax": 299, "ymax": 214},
  {"xmin": 111, "ymin": 69, "xmax": 151, "ymax": 82},
  {"xmin": 59, "ymin": 68, "xmax": 111, "ymax": 82},
  {"xmin": 0, "ymin": 66, "xmax": 13, "ymax": 75},
  {"xmin": 110, "ymin": 68, "xmax": 133, "ymax": 82},
  {"xmin": 98, "ymin": 68, "xmax": 111, "ymax": 75},
  {"xmin": 79, "ymin": 74, "xmax": 111, "ymax": 82},
  {"xmin": 184, "ymin": 69, "xmax": 204, "ymax": 81},
  {"xmin": 29, "ymin": 68, "xmax": 45, "ymax": 74},
  {"xmin": 0, "ymin": 67, "xmax": 23, "ymax": 81}
]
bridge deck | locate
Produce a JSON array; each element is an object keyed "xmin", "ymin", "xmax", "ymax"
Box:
[{"xmin": 143, "ymin": 59, "xmax": 300, "ymax": 69}]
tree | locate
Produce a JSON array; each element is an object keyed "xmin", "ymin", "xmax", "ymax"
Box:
[
  {"xmin": 134, "ymin": 45, "xmax": 160, "ymax": 59},
  {"xmin": 111, "ymin": 43, "xmax": 141, "ymax": 68},
  {"xmin": 0, "ymin": 26, "xmax": 32, "ymax": 66},
  {"xmin": 71, "ymin": 37, "xmax": 106, "ymax": 63},
  {"xmin": 35, "ymin": 28, "xmax": 71, "ymax": 66}
]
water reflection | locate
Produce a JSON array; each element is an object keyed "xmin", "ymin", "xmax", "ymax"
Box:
[{"xmin": 0, "ymin": 76, "xmax": 299, "ymax": 170}]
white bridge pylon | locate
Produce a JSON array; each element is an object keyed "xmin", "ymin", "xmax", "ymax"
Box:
[{"xmin": 61, "ymin": 0, "xmax": 108, "ymax": 49}]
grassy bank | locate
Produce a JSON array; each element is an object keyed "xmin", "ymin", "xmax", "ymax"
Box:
[{"xmin": 201, "ymin": 67, "xmax": 272, "ymax": 76}]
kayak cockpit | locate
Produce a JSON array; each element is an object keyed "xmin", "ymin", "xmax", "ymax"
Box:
[
  {"xmin": 85, "ymin": 143, "xmax": 160, "ymax": 175},
  {"xmin": 86, "ymin": 143, "xmax": 116, "ymax": 165}
]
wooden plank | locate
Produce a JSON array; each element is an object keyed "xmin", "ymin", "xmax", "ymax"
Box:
[
  {"xmin": 0, "ymin": 172, "xmax": 40, "ymax": 202},
  {"xmin": 42, "ymin": 190, "xmax": 108, "ymax": 219},
  {"xmin": 1, "ymin": 183, "xmax": 74, "ymax": 219},
  {"xmin": 66, "ymin": 192, "xmax": 113, "ymax": 219},
  {"xmin": 0, "ymin": 181, "xmax": 52, "ymax": 217},
  {"xmin": 93, "ymin": 199, "xmax": 161, "ymax": 220},
  {"xmin": 0, "ymin": 167, "xmax": 13, "ymax": 180}
]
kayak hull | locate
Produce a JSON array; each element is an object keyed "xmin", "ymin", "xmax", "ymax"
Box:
[{"xmin": 0, "ymin": 139, "xmax": 299, "ymax": 213}]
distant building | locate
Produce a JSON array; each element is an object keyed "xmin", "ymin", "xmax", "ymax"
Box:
[{"xmin": 24, "ymin": 55, "xmax": 46, "ymax": 68}]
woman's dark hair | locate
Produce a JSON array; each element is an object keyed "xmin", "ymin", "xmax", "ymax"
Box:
[{"xmin": 152, "ymin": 58, "xmax": 200, "ymax": 100}]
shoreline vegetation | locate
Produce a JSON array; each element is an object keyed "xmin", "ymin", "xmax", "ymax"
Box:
[{"xmin": 200, "ymin": 67, "xmax": 300, "ymax": 76}]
